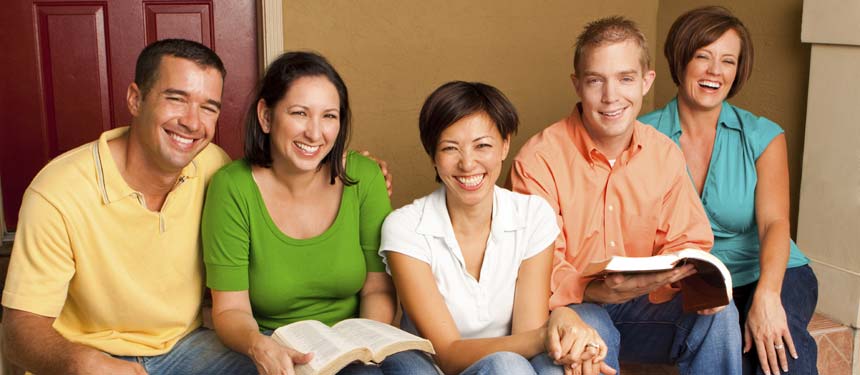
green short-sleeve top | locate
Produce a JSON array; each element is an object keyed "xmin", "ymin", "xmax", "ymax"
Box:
[
  {"xmin": 640, "ymin": 98, "xmax": 809, "ymax": 287},
  {"xmin": 202, "ymin": 151, "xmax": 391, "ymax": 330}
]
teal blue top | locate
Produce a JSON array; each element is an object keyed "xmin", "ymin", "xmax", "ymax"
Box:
[
  {"xmin": 202, "ymin": 152, "xmax": 391, "ymax": 330},
  {"xmin": 640, "ymin": 98, "xmax": 808, "ymax": 287}
]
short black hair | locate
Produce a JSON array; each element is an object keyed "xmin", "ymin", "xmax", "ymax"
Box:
[
  {"xmin": 134, "ymin": 39, "xmax": 226, "ymax": 97},
  {"xmin": 418, "ymin": 81, "xmax": 519, "ymax": 182},
  {"xmin": 244, "ymin": 51, "xmax": 354, "ymax": 186}
]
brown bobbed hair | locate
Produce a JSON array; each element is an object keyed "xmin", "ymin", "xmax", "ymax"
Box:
[
  {"xmin": 244, "ymin": 51, "xmax": 355, "ymax": 186},
  {"xmin": 574, "ymin": 16, "xmax": 650, "ymax": 77},
  {"xmin": 418, "ymin": 81, "xmax": 519, "ymax": 182},
  {"xmin": 665, "ymin": 6, "xmax": 754, "ymax": 99}
]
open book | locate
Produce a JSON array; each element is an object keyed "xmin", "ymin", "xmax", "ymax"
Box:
[
  {"xmin": 583, "ymin": 248, "xmax": 733, "ymax": 312},
  {"xmin": 272, "ymin": 318, "xmax": 435, "ymax": 375}
]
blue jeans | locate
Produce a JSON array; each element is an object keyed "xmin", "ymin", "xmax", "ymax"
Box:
[
  {"xmin": 458, "ymin": 352, "xmax": 561, "ymax": 375},
  {"xmin": 566, "ymin": 294, "xmax": 742, "ymax": 375},
  {"xmin": 733, "ymin": 265, "xmax": 819, "ymax": 375},
  {"xmin": 115, "ymin": 327, "xmax": 256, "ymax": 374},
  {"xmin": 338, "ymin": 350, "xmax": 439, "ymax": 375},
  {"xmin": 261, "ymin": 330, "xmax": 439, "ymax": 375}
]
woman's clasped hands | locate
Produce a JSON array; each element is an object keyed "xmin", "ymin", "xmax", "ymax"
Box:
[{"xmin": 545, "ymin": 307, "xmax": 616, "ymax": 375}]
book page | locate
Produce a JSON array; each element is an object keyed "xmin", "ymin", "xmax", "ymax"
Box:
[
  {"xmin": 584, "ymin": 253, "xmax": 679, "ymax": 275},
  {"xmin": 332, "ymin": 319, "xmax": 435, "ymax": 362},
  {"xmin": 273, "ymin": 320, "xmax": 370, "ymax": 375}
]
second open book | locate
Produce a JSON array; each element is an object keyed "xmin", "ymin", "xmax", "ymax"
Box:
[
  {"xmin": 272, "ymin": 318, "xmax": 435, "ymax": 375},
  {"xmin": 583, "ymin": 248, "xmax": 733, "ymax": 312}
]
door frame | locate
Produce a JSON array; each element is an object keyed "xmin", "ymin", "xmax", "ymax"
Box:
[{"xmin": 0, "ymin": 0, "xmax": 282, "ymax": 243}]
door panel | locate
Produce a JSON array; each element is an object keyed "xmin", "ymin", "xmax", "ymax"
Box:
[
  {"xmin": 0, "ymin": 0, "xmax": 258, "ymax": 230},
  {"xmin": 144, "ymin": 3, "xmax": 213, "ymax": 45},
  {"xmin": 36, "ymin": 4, "xmax": 113, "ymax": 155}
]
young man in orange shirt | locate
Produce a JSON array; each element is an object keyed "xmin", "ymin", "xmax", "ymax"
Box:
[{"xmin": 511, "ymin": 17, "xmax": 742, "ymax": 374}]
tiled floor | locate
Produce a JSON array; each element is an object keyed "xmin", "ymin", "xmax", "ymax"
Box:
[{"xmin": 810, "ymin": 313, "xmax": 854, "ymax": 375}]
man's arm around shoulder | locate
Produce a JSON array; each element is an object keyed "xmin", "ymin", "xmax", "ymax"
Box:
[{"xmin": 2, "ymin": 307, "xmax": 146, "ymax": 375}]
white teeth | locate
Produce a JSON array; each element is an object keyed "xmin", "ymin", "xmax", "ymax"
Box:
[
  {"xmin": 170, "ymin": 132, "xmax": 193, "ymax": 145},
  {"xmin": 455, "ymin": 174, "xmax": 484, "ymax": 187},
  {"xmin": 600, "ymin": 109, "xmax": 623, "ymax": 117},
  {"xmin": 699, "ymin": 80, "xmax": 720, "ymax": 89},
  {"xmin": 294, "ymin": 142, "xmax": 320, "ymax": 153}
]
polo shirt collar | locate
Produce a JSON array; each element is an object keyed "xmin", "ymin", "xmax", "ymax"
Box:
[
  {"xmin": 415, "ymin": 186, "xmax": 525, "ymax": 240},
  {"xmin": 666, "ymin": 97, "xmax": 741, "ymax": 137},
  {"xmin": 568, "ymin": 103, "xmax": 644, "ymax": 165},
  {"xmin": 93, "ymin": 126, "xmax": 200, "ymax": 205},
  {"xmin": 665, "ymin": 97, "xmax": 684, "ymax": 138},
  {"xmin": 717, "ymin": 100, "xmax": 741, "ymax": 131}
]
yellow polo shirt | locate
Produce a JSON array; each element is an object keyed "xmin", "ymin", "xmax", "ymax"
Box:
[{"xmin": 2, "ymin": 127, "xmax": 231, "ymax": 356}]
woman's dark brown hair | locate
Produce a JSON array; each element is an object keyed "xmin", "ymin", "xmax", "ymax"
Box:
[
  {"xmin": 244, "ymin": 51, "xmax": 354, "ymax": 186},
  {"xmin": 665, "ymin": 6, "xmax": 754, "ymax": 99}
]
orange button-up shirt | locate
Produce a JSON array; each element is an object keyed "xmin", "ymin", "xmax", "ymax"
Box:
[{"xmin": 510, "ymin": 106, "xmax": 713, "ymax": 309}]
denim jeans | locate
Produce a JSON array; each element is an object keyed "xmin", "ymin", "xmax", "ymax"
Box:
[
  {"xmin": 458, "ymin": 351, "xmax": 561, "ymax": 375},
  {"xmin": 338, "ymin": 350, "xmax": 439, "ymax": 375},
  {"xmin": 114, "ymin": 327, "xmax": 257, "ymax": 374},
  {"xmin": 733, "ymin": 264, "xmax": 819, "ymax": 375},
  {"xmin": 565, "ymin": 293, "xmax": 743, "ymax": 375}
]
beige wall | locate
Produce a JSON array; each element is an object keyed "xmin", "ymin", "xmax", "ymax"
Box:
[
  {"xmin": 655, "ymin": 0, "xmax": 810, "ymax": 237},
  {"xmin": 797, "ymin": 0, "xmax": 860, "ymax": 329},
  {"xmin": 283, "ymin": 1, "xmax": 659, "ymax": 208},
  {"xmin": 283, "ymin": 2, "xmax": 810, "ymax": 238}
]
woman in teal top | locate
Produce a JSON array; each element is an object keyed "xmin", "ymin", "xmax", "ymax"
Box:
[
  {"xmin": 640, "ymin": 7, "xmax": 817, "ymax": 375},
  {"xmin": 202, "ymin": 52, "xmax": 437, "ymax": 375}
]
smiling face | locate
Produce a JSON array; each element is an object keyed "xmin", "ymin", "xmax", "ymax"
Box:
[
  {"xmin": 259, "ymin": 75, "xmax": 340, "ymax": 174},
  {"xmin": 434, "ymin": 112, "xmax": 510, "ymax": 209},
  {"xmin": 678, "ymin": 29, "xmax": 741, "ymax": 112},
  {"xmin": 128, "ymin": 55, "xmax": 223, "ymax": 174},
  {"xmin": 573, "ymin": 40, "xmax": 655, "ymax": 147}
]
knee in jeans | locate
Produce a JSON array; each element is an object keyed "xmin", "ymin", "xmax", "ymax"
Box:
[
  {"xmin": 713, "ymin": 301, "xmax": 740, "ymax": 327},
  {"xmin": 480, "ymin": 352, "xmax": 533, "ymax": 373}
]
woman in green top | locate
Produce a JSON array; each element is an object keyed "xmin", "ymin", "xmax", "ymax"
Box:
[
  {"xmin": 639, "ymin": 6, "xmax": 818, "ymax": 375},
  {"xmin": 201, "ymin": 52, "xmax": 437, "ymax": 375}
]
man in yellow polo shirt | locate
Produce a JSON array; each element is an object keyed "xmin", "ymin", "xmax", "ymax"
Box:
[{"xmin": 2, "ymin": 39, "xmax": 255, "ymax": 374}]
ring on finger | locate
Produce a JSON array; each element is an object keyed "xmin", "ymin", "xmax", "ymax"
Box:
[
  {"xmin": 586, "ymin": 342, "xmax": 600, "ymax": 350},
  {"xmin": 774, "ymin": 344, "xmax": 785, "ymax": 350}
]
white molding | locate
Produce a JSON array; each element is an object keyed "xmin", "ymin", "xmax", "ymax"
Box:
[{"xmin": 259, "ymin": 0, "xmax": 283, "ymax": 72}]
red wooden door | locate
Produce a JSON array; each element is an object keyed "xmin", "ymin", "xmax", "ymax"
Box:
[{"xmin": 0, "ymin": 0, "xmax": 258, "ymax": 230}]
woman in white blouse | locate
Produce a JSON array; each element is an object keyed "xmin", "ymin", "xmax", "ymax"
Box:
[{"xmin": 380, "ymin": 81, "xmax": 614, "ymax": 375}]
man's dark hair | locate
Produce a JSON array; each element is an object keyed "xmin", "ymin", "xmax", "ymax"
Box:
[
  {"xmin": 244, "ymin": 51, "xmax": 355, "ymax": 186},
  {"xmin": 134, "ymin": 39, "xmax": 226, "ymax": 97}
]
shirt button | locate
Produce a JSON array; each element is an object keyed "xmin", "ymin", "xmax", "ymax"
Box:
[
  {"xmin": 608, "ymin": 205, "xmax": 614, "ymax": 211},
  {"xmin": 609, "ymin": 240, "xmax": 616, "ymax": 247}
]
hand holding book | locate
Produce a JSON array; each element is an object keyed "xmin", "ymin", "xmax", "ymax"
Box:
[
  {"xmin": 272, "ymin": 319, "xmax": 435, "ymax": 375},
  {"xmin": 248, "ymin": 333, "xmax": 314, "ymax": 375},
  {"xmin": 584, "ymin": 249, "xmax": 733, "ymax": 313},
  {"xmin": 592, "ymin": 264, "xmax": 699, "ymax": 304}
]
